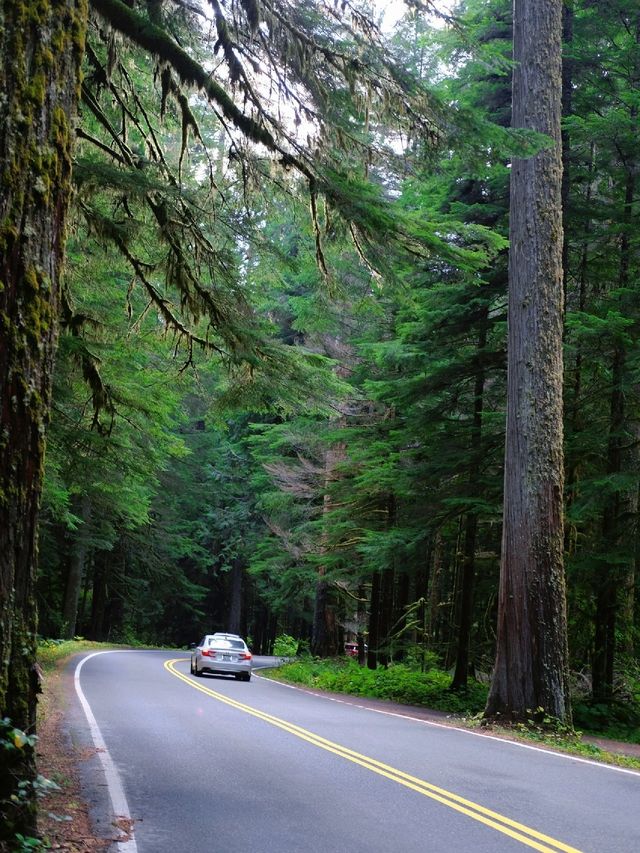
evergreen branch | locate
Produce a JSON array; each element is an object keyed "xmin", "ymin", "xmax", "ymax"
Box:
[
  {"xmin": 76, "ymin": 128, "xmax": 129, "ymax": 165},
  {"xmin": 81, "ymin": 82, "xmax": 137, "ymax": 167},
  {"xmin": 89, "ymin": 0, "xmax": 315, "ymax": 179}
]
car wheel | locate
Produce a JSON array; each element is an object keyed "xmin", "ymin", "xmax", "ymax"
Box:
[
  {"xmin": 190, "ymin": 659, "xmax": 195, "ymax": 675},
  {"xmin": 243, "ymin": 673, "xmax": 251, "ymax": 682},
  {"xmin": 194, "ymin": 664, "xmax": 202, "ymax": 677},
  {"xmin": 234, "ymin": 673, "xmax": 242, "ymax": 680}
]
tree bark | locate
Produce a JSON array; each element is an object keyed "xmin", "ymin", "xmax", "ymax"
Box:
[
  {"xmin": 452, "ymin": 319, "xmax": 487, "ymax": 690},
  {"xmin": 0, "ymin": 0, "xmax": 86, "ymax": 839},
  {"xmin": 227, "ymin": 557, "xmax": 243, "ymax": 635},
  {"xmin": 61, "ymin": 494, "xmax": 91, "ymax": 639},
  {"xmin": 485, "ymin": 0, "xmax": 571, "ymax": 724},
  {"xmin": 366, "ymin": 570, "xmax": 381, "ymax": 669},
  {"xmin": 311, "ymin": 443, "xmax": 345, "ymax": 657},
  {"xmin": 90, "ymin": 552, "xmax": 108, "ymax": 641}
]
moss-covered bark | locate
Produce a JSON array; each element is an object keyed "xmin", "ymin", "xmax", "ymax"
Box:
[
  {"xmin": 484, "ymin": 0, "xmax": 571, "ymax": 725},
  {"xmin": 0, "ymin": 0, "xmax": 87, "ymax": 842}
]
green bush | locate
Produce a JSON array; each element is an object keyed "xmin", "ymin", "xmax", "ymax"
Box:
[
  {"xmin": 272, "ymin": 633, "xmax": 300, "ymax": 657},
  {"xmin": 264, "ymin": 659, "xmax": 488, "ymax": 716},
  {"xmin": 573, "ymin": 700, "xmax": 640, "ymax": 743}
]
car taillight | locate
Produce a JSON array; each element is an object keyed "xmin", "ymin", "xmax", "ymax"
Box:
[
  {"xmin": 240, "ymin": 652, "xmax": 252, "ymax": 660},
  {"xmin": 201, "ymin": 649, "xmax": 212, "ymax": 657}
]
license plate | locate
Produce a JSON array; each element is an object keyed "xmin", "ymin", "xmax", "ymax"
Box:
[{"xmin": 223, "ymin": 654, "xmax": 232, "ymax": 661}]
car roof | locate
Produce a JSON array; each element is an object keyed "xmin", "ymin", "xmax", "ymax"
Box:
[{"xmin": 211, "ymin": 632, "xmax": 242, "ymax": 639}]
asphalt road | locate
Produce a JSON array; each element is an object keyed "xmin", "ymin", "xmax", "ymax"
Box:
[{"xmin": 70, "ymin": 649, "xmax": 640, "ymax": 853}]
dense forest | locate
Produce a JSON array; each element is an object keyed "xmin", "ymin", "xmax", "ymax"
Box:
[{"xmin": 2, "ymin": 0, "xmax": 640, "ymax": 842}]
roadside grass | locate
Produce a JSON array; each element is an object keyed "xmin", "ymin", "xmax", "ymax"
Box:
[
  {"xmin": 37, "ymin": 638, "xmax": 119, "ymax": 673},
  {"xmin": 263, "ymin": 657, "xmax": 640, "ymax": 771},
  {"xmin": 36, "ymin": 637, "xmax": 167, "ymax": 673}
]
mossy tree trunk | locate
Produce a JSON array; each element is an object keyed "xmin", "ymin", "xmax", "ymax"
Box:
[
  {"xmin": 484, "ymin": 0, "xmax": 571, "ymax": 725},
  {"xmin": 0, "ymin": 0, "xmax": 86, "ymax": 839}
]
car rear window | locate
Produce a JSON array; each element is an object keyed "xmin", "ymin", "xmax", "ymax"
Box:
[{"xmin": 207, "ymin": 638, "xmax": 245, "ymax": 650}]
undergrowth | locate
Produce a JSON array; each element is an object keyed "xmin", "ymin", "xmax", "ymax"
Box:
[{"xmin": 262, "ymin": 658, "xmax": 487, "ymax": 715}]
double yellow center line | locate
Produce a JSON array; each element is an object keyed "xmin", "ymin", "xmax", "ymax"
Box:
[{"xmin": 165, "ymin": 659, "xmax": 583, "ymax": 853}]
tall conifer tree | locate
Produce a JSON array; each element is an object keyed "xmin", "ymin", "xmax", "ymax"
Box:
[{"xmin": 485, "ymin": 0, "xmax": 571, "ymax": 723}]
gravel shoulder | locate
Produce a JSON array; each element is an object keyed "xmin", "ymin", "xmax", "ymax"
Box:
[{"xmin": 36, "ymin": 657, "xmax": 112, "ymax": 852}]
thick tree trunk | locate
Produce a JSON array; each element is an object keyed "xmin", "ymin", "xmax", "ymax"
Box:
[
  {"xmin": 485, "ymin": 0, "xmax": 571, "ymax": 724},
  {"xmin": 0, "ymin": 0, "xmax": 86, "ymax": 840}
]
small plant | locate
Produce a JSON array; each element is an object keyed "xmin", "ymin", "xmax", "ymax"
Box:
[
  {"xmin": 1, "ymin": 719, "xmax": 59, "ymax": 851},
  {"xmin": 13, "ymin": 833, "xmax": 50, "ymax": 851}
]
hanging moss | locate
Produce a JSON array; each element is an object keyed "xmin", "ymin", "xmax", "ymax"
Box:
[{"xmin": 90, "ymin": 0, "xmax": 312, "ymax": 179}]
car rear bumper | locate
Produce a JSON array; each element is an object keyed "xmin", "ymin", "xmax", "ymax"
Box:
[{"xmin": 199, "ymin": 659, "xmax": 252, "ymax": 677}]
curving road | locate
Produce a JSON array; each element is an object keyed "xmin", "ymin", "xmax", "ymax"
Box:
[{"xmin": 69, "ymin": 650, "xmax": 640, "ymax": 853}]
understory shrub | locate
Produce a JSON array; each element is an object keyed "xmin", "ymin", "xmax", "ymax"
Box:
[{"xmin": 266, "ymin": 659, "xmax": 488, "ymax": 715}]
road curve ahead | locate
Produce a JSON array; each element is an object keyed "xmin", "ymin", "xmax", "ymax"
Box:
[{"xmin": 72, "ymin": 650, "xmax": 640, "ymax": 853}]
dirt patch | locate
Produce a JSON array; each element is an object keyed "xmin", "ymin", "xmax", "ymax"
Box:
[{"xmin": 36, "ymin": 663, "xmax": 110, "ymax": 852}]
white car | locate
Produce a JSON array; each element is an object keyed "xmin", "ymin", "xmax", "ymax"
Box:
[{"xmin": 190, "ymin": 634, "xmax": 252, "ymax": 681}]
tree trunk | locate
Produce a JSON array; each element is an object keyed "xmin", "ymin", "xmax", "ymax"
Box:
[
  {"xmin": 0, "ymin": 0, "xmax": 86, "ymax": 839},
  {"xmin": 366, "ymin": 570, "xmax": 381, "ymax": 669},
  {"xmin": 452, "ymin": 319, "xmax": 487, "ymax": 690},
  {"xmin": 311, "ymin": 577, "xmax": 331, "ymax": 656},
  {"xmin": 227, "ymin": 558, "xmax": 243, "ymax": 634},
  {"xmin": 485, "ymin": 0, "xmax": 571, "ymax": 724},
  {"xmin": 428, "ymin": 531, "xmax": 443, "ymax": 651},
  {"xmin": 61, "ymin": 494, "xmax": 91, "ymax": 639},
  {"xmin": 311, "ymin": 443, "xmax": 345, "ymax": 657},
  {"xmin": 394, "ymin": 570, "xmax": 410, "ymax": 662},
  {"xmin": 90, "ymin": 553, "xmax": 109, "ymax": 641},
  {"xmin": 377, "ymin": 567, "xmax": 394, "ymax": 667}
]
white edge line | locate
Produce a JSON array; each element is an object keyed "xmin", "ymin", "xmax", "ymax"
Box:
[
  {"xmin": 252, "ymin": 669, "xmax": 640, "ymax": 778},
  {"xmin": 74, "ymin": 650, "xmax": 138, "ymax": 853}
]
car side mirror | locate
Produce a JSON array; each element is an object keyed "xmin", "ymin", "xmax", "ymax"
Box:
[{"xmin": 188, "ymin": 642, "xmax": 196, "ymax": 649}]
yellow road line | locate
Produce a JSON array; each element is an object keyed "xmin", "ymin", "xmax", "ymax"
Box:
[{"xmin": 165, "ymin": 659, "xmax": 584, "ymax": 853}]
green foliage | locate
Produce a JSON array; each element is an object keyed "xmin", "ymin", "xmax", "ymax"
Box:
[
  {"xmin": 36, "ymin": 639, "xmax": 135, "ymax": 672},
  {"xmin": 0, "ymin": 719, "xmax": 58, "ymax": 852},
  {"xmin": 571, "ymin": 664, "xmax": 640, "ymax": 743},
  {"xmin": 272, "ymin": 634, "xmax": 300, "ymax": 657},
  {"xmin": 265, "ymin": 659, "xmax": 488, "ymax": 715},
  {"xmin": 572, "ymin": 702, "xmax": 640, "ymax": 744}
]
